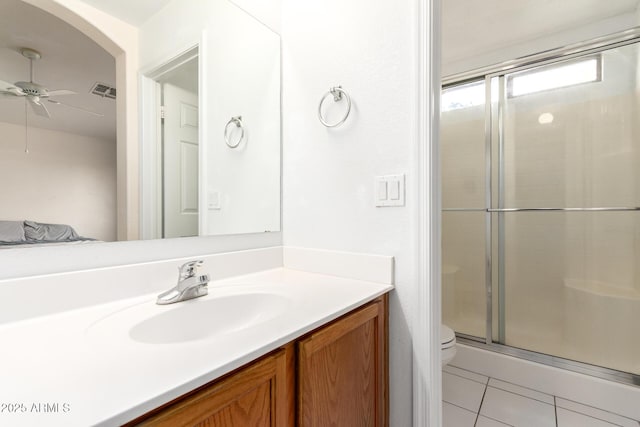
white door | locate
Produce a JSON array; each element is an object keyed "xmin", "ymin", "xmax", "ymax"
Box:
[{"xmin": 163, "ymin": 83, "xmax": 199, "ymax": 238}]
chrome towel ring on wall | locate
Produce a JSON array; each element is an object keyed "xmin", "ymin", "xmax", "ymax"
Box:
[
  {"xmin": 224, "ymin": 116, "xmax": 245, "ymax": 148},
  {"xmin": 318, "ymin": 86, "xmax": 351, "ymax": 128}
]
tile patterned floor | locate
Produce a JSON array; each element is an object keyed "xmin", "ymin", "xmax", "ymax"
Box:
[{"xmin": 443, "ymin": 365, "xmax": 640, "ymax": 427}]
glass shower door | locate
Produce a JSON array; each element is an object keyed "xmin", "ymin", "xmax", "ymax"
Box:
[
  {"xmin": 498, "ymin": 43, "xmax": 640, "ymax": 375},
  {"xmin": 442, "ymin": 40, "xmax": 640, "ymax": 378},
  {"xmin": 441, "ymin": 80, "xmax": 488, "ymax": 339}
]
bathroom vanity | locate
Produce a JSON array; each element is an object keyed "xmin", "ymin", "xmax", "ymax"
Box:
[
  {"xmin": 0, "ymin": 247, "xmax": 393, "ymax": 427},
  {"xmin": 126, "ymin": 295, "xmax": 387, "ymax": 426}
]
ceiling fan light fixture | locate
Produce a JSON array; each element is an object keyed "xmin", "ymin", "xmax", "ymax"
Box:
[{"xmin": 14, "ymin": 81, "xmax": 47, "ymax": 96}]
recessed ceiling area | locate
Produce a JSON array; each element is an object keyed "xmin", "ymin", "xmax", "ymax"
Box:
[{"xmin": 0, "ymin": 0, "xmax": 116, "ymax": 140}]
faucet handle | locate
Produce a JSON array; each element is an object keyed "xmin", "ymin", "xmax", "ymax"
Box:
[{"xmin": 178, "ymin": 260, "xmax": 204, "ymax": 280}]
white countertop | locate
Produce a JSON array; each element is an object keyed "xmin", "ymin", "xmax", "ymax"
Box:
[{"xmin": 0, "ymin": 267, "xmax": 393, "ymax": 426}]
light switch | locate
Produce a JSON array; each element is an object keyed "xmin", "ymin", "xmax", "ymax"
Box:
[
  {"xmin": 388, "ymin": 180, "xmax": 400, "ymax": 200},
  {"xmin": 208, "ymin": 191, "xmax": 221, "ymax": 210},
  {"xmin": 378, "ymin": 181, "xmax": 388, "ymax": 200},
  {"xmin": 375, "ymin": 174, "xmax": 405, "ymax": 207}
]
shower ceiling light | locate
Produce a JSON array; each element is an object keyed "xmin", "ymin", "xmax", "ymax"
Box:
[{"xmin": 538, "ymin": 112, "xmax": 554, "ymax": 124}]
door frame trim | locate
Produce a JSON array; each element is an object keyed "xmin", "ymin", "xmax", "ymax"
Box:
[
  {"xmin": 140, "ymin": 39, "xmax": 203, "ymax": 240},
  {"xmin": 414, "ymin": 0, "xmax": 442, "ymax": 426}
]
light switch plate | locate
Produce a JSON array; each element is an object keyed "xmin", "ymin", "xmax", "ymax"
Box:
[
  {"xmin": 208, "ymin": 191, "xmax": 221, "ymax": 210},
  {"xmin": 375, "ymin": 174, "xmax": 405, "ymax": 207}
]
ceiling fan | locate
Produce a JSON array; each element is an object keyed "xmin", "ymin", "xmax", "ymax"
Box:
[{"xmin": 0, "ymin": 48, "xmax": 102, "ymax": 118}]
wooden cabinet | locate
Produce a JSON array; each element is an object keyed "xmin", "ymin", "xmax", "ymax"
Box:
[
  {"xmin": 297, "ymin": 296, "xmax": 388, "ymax": 427},
  {"xmin": 126, "ymin": 295, "xmax": 387, "ymax": 427},
  {"xmin": 127, "ymin": 345, "xmax": 294, "ymax": 427}
]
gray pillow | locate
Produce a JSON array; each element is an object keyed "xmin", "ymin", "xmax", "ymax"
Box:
[
  {"xmin": 24, "ymin": 220, "xmax": 81, "ymax": 242},
  {"xmin": 0, "ymin": 221, "xmax": 26, "ymax": 243}
]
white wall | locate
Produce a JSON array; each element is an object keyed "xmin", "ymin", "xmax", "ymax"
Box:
[
  {"xmin": 139, "ymin": 0, "xmax": 280, "ymax": 68},
  {"xmin": 229, "ymin": 0, "xmax": 281, "ymax": 34},
  {"xmin": 281, "ymin": 1, "xmax": 417, "ymax": 425},
  {"xmin": 0, "ymin": 122, "xmax": 116, "ymax": 241}
]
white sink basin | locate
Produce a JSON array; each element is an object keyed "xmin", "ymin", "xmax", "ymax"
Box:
[{"xmin": 86, "ymin": 289, "xmax": 291, "ymax": 345}]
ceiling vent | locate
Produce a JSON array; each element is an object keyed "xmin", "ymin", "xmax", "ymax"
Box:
[{"xmin": 90, "ymin": 82, "xmax": 116, "ymax": 100}]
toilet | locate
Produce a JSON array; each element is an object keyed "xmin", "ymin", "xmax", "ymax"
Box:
[{"xmin": 441, "ymin": 324, "xmax": 457, "ymax": 366}]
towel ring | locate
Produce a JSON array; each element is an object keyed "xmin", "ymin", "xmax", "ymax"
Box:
[
  {"xmin": 224, "ymin": 116, "xmax": 244, "ymax": 148},
  {"xmin": 318, "ymin": 86, "xmax": 351, "ymax": 128}
]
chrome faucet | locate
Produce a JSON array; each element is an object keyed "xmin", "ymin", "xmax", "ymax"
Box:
[{"xmin": 156, "ymin": 260, "xmax": 210, "ymax": 305}]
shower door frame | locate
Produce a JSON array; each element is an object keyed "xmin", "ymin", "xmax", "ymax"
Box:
[{"xmin": 443, "ymin": 27, "xmax": 640, "ymax": 386}]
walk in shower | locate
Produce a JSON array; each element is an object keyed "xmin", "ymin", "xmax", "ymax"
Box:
[{"xmin": 441, "ymin": 31, "xmax": 640, "ymax": 384}]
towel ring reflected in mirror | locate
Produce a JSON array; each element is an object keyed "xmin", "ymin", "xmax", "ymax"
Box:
[
  {"xmin": 318, "ymin": 86, "xmax": 351, "ymax": 128},
  {"xmin": 224, "ymin": 116, "xmax": 245, "ymax": 148}
]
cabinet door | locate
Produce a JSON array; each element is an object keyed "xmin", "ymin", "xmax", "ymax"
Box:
[
  {"xmin": 134, "ymin": 346, "xmax": 293, "ymax": 427},
  {"xmin": 297, "ymin": 297, "xmax": 388, "ymax": 427}
]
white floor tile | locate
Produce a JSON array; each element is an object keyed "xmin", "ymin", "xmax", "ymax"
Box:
[
  {"xmin": 556, "ymin": 399, "xmax": 639, "ymax": 427},
  {"xmin": 445, "ymin": 365, "xmax": 489, "ymax": 384},
  {"xmin": 476, "ymin": 415, "xmax": 512, "ymax": 427},
  {"xmin": 557, "ymin": 408, "xmax": 624, "ymax": 427},
  {"xmin": 480, "ymin": 387, "xmax": 556, "ymax": 427},
  {"xmin": 488, "ymin": 378, "xmax": 554, "ymax": 404},
  {"xmin": 443, "ymin": 371, "xmax": 487, "ymax": 412},
  {"xmin": 443, "ymin": 402, "xmax": 476, "ymax": 427}
]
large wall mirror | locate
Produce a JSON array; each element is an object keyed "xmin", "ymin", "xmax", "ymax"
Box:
[{"xmin": 0, "ymin": 0, "xmax": 281, "ymax": 249}]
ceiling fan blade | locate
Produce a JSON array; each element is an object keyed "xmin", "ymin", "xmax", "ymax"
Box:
[
  {"xmin": 48, "ymin": 99, "xmax": 104, "ymax": 117},
  {"xmin": 0, "ymin": 79, "xmax": 19, "ymax": 91},
  {"xmin": 47, "ymin": 89, "xmax": 76, "ymax": 97},
  {"xmin": 0, "ymin": 90, "xmax": 23, "ymax": 98},
  {"xmin": 0, "ymin": 80, "xmax": 25, "ymax": 96},
  {"xmin": 28, "ymin": 97, "xmax": 51, "ymax": 118}
]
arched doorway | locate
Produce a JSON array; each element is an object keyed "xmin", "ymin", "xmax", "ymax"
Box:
[{"xmin": 19, "ymin": 0, "xmax": 139, "ymax": 240}]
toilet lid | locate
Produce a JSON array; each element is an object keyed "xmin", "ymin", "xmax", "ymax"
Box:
[{"xmin": 441, "ymin": 325, "xmax": 456, "ymax": 349}]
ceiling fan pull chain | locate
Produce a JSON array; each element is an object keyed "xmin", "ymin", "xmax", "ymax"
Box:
[{"xmin": 24, "ymin": 99, "xmax": 29, "ymax": 154}]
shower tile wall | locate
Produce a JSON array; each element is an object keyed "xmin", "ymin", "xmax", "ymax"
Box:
[{"xmin": 442, "ymin": 43, "xmax": 640, "ymax": 375}]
